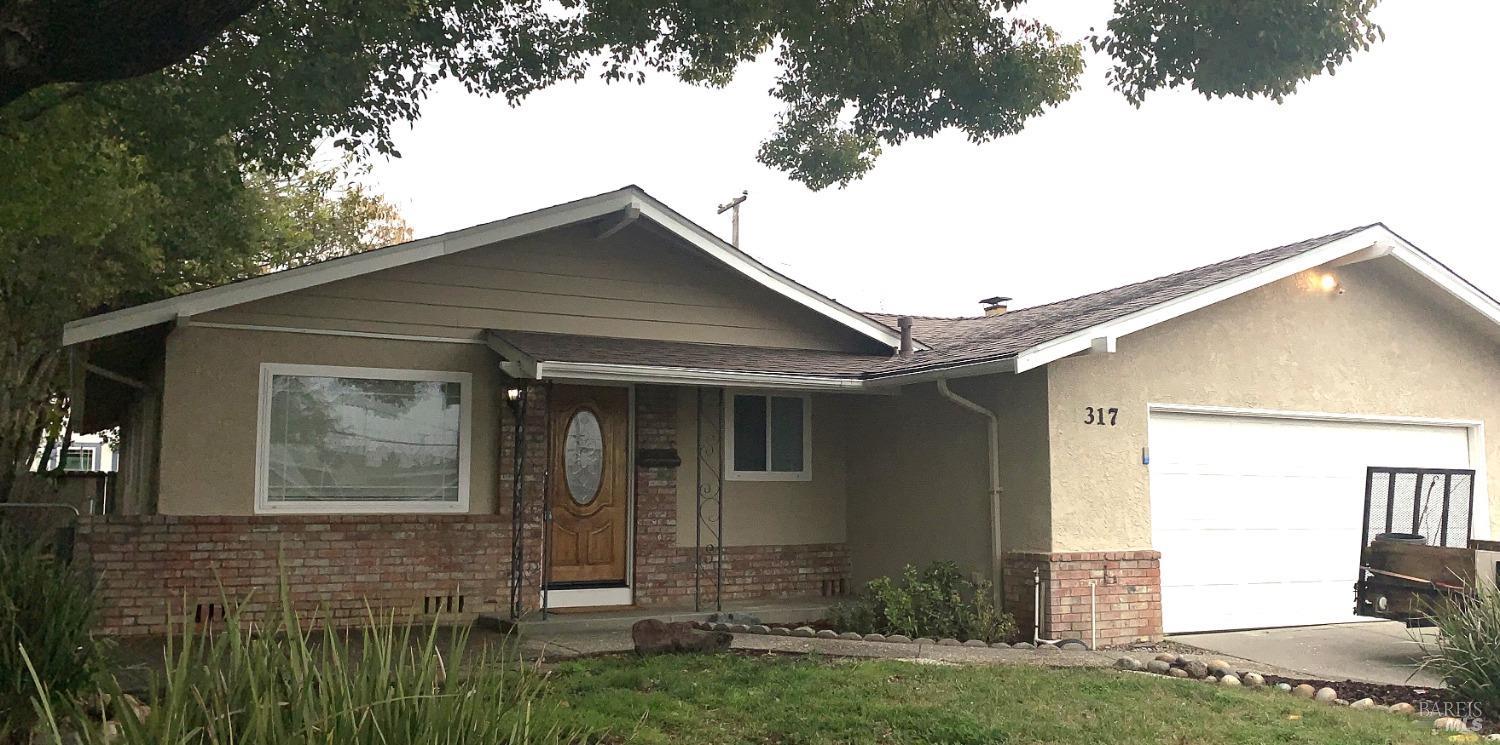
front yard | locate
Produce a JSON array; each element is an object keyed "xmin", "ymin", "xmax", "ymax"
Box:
[{"xmin": 543, "ymin": 652, "xmax": 1439, "ymax": 744}]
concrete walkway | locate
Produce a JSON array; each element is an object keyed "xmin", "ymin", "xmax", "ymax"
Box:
[
  {"xmin": 518, "ymin": 628, "xmax": 1304, "ymax": 677},
  {"xmin": 1171, "ymin": 621, "xmax": 1441, "ymax": 687}
]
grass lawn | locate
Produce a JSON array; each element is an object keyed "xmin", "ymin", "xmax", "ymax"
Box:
[{"xmin": 543, "ymin": 653, "xmax": 1442, "ymax": 744}]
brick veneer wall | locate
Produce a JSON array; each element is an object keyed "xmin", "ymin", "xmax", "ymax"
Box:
[
  {"xmin": 1003, "ymin": 550, "xmax": 1161, "ymax": 647},
  {"xmin": 631, "ymin": 385, "xmax": 850, "ymax": 606},
  {"xmin": 77, "ymin": 383, "xmax": 849, "ymax": 635},
  {"xmin": 75, "ymin": 515, "xmax": 511, "ymax": 636}
]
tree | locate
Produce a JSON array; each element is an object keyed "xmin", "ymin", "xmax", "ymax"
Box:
[
  {"xmin": 0, "ymin": 105, "xmax": 409, "ymax": 501},
  {"xmin": 3, "ymin": 0, "xmax": 1383, "ymax": 189}
]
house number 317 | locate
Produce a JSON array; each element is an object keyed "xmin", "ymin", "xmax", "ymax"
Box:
[{"xmin": 1084, "ymin": 406, "xmax": 1119, "ymax": 426}]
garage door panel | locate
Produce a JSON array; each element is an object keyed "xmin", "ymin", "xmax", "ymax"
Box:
[{"xmin": 1149, "ymin": 411, "xmax": 1471, "ymax": 633}]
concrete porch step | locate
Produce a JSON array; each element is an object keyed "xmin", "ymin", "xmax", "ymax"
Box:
[{"xmin": 478, "ymin": 597, "xmax": 834, "ymax": 637}]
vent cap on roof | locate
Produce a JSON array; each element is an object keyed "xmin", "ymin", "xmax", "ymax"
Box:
[{"xmin": 979, "ymin": 296, "xmax": 1011, "ymax": 316}]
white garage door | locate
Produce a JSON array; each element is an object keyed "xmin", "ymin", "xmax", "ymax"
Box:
[{"xmin": 1148, "ymin": 410, "xmax": 1473, "ymax": 633}]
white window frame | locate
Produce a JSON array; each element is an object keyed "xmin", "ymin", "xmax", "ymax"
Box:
[
  {"xmin": 61, "ymin": 446, "xmax": 95, "ymax": 472},
  {"xmin": 724, "ymin": 390, "xmax": 812, "ymax": 482},
  {"xmin": 255, "ymin": 363, "xmax": 473, "ymax": 514}
]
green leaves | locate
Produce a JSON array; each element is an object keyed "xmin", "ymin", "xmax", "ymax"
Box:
[{"xmin": 1092, "ymin": 0, "xmax": 1383, "ymax": 106}]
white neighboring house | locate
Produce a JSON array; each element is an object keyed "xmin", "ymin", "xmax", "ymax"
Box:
[{"xmin": 35, "ymin": 432, "xmax": 118, "ymax": 473}]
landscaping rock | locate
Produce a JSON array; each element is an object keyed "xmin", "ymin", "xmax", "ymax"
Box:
[
  {"xmin": 1219, "ymin": 674, "xmax": 1241, "ymax": 687},
  {"xmin": 815, "ymin": 629, "xmax": 839, "ymax": 639},
  {"xmin": 914, "ymin": 637, "xmax": 936, "ymax": 645},
  {"xmin": 1241, "ymin": 672, "xmax": 1265, "ymax": 688},
  {"xmin": 1183, "ymin": 660, "xmax": 1209, "ymax": 679},
  {"xmin": 1010, "ymin": 641, "xmax": 1033, "ymax": 650},
  {"xmin": 791, "ymin": 626, "xmax": 816, "ymax": 638},
  {"xmin": 631, "ymin": 619, "xmax": 732, "ymax": 655},
  {"xmin": 1204, "ymin": 675, "xmax": 1219, "ymax": 684},
  {"xmin": 863, "ymin": 633, "xmax": 886, "ymax": 643},
  {"xmin": 770, "ymin": 626, "xmax": 791, "ymax": 636},
  {"xmin": 1207, "ymin": 660, "xmax": 1234, "ymax": 678},
  {"xmin": 1115, "ymin": 657, "xmax": 1145, "ymax": 672},
  {"xmin": 1334, "ymin": 699, "xmax": 1348, "ymax": 706},
  {"xmin": 1037, "ymin": 643, "xmax": 1061, "ymax": 652},
  {"xmin": 937, "ymin": 638, "xmax": 962, "ymax": 647},
  {"xmin": 1154, "ymin": 653, "xmax": 1179, "ymax": 665},
  {"xmin": 1060, "ymin": 641, "xmax": 1088, "ymax": 651},
  {"xmin": 712, "ymin": 622, "xmax": 731, "ymax": 632},
  {"xmin": 989, "ymin": 641, "xmax": 1011, "ymax": 649},
  {"xmin": 748, "ymin": 625, "xmax": 770, "ymax": 634},
  {"xmin": 838, "ymin": 631, "xmax": 863, "ymax": 641},
  {"xmin": 1434, "ymin": 717, "xmax": 1471, "ymax": 732},
  {"xmin": 1292, "ymin": 684, "xmax": 1316, "ymax": 698},
  {"xmin": 708, "ymin": 612, "xmax": 762, "ymax": 626},
  {"xmin": 1350, "ymin": 698, "xmax": 1375, "ymax": 709},
  {"xmin": 887, "ymin": 634, "xmax": 912, "ymax": 643},
  {"xmin": 1389, "ymin": 702, "xmax": 1415, "ymax": 715},
  {"xmin": 1314, "ymin": 687, "xmax": 1338, "ymax": 703},
  {"xmin": 963, "ymin": 639, "xmax": 988, "ymax": 648},
  {"xmin": 728, "ymin": 624, "xmax": 750, "ymax": 633},
  {"xmin": 1168, "ymin": 668, "xmax": 1190, "ymax": 679},
  {"xmin": 1145, "ymin": 660, "xmax": 1172, "ymax": 675},
  {"xmin": 1276, "ymin": 683, "xmax": 1292, "ymax": 692}
]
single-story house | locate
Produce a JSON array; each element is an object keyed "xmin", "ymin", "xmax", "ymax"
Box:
[{"xmin": 62, "ymin": 186, "xmax": 1500, "ymax": 645}]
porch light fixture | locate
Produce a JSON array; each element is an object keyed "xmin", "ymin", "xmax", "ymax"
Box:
[
  {"xmin": 1319, "ymin": 273, "xmax": 1340, "ymax": 292},
  {"xmin": 504, "ymin": 383, "xmax": 526, "ymax": 414}
]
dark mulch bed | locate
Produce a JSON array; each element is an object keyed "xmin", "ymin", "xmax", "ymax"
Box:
[
  {"xmin": 1258, "ymin": 674, "xmax": 1450, "ymax": 708},
  {"xmin": 762, "ymin": 619, "xmax": 837, "ymax": 631}
]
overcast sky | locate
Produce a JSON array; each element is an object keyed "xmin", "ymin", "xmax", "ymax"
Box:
[{"xmin": 365, "ymin": 1, "xmax": 1498, "ymax": 318}]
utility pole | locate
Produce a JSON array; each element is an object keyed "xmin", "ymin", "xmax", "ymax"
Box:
[{"xmin": 717, "ymin": 190, "xmax": 748, "ymax": 247}]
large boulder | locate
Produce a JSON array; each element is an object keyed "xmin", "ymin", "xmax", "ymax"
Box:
[{"xmin": 632, "ymin": 619, "xmax": 732, "ymax": 655}]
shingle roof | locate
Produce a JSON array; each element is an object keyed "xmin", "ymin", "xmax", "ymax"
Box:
[
  {"xmin": 492, "ymin": 224, "xmax": 1381, "ymax": 381},
  {"xmin": 861, "ymin": 224, "xmax": 1379, "ymax": 377}
]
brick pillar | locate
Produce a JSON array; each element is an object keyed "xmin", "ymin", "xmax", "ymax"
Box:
[
  {"xmin": 1003, "ymin": 550, "xmax": 1161, "ymax": 647},
  {"xmin": 495, "ymin": 383, "xmax": 548, "ymax": 614}
]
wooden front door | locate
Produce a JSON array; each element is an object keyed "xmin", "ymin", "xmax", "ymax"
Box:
[{"xmin": 547, "ymin": 385, "xmax": 630, "ymax": 586}]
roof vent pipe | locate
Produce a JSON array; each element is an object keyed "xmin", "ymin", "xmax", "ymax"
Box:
[
  {"xmin": 980, "ymin": 296, "xmax": 1011, "ymax": 316},
  {"xmin": 897, "ymin": 316, "xmax": 914, "ymax": 358}
]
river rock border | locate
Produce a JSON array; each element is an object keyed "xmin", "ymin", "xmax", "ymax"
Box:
[
  {"xmin": 688, "ymin": 621, "xmax": 1089, "ymax": 651},
  {"xmin": 1114, "ymin": 653, "xmax": 1497, "ymax": 738}
]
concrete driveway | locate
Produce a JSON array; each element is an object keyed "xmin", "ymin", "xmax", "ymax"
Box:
[{"xmin": 1171, "ymin": 621, "xmax": 1442, "ymax": 687}]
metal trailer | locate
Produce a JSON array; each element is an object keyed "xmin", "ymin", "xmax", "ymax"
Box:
[{"xmin": 1355, "ymin": 466, "xmax": 1500, "ymax": 624}]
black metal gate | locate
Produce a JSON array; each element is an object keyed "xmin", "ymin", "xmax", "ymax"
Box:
[{"xmin": 1361, "ymin": 467, "xmax": 1476, "ymax": 550}]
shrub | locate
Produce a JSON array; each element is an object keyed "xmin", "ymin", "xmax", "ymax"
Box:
[
  {"xmin": 831, "ymin": 561, "xmax": 1017, "ymax": 643},
  {"xmin": 1, "ymin": 527, "xmax": 101, "ymax": 743},
  {"xmin": 1421, "ymin": 582, "xmax": 1500, "ymax": 717}
]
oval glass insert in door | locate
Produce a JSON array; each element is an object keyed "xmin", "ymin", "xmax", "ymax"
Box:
[{"xmin": 563, "ymin": 409, "xmax": 605, "ymax": 505}]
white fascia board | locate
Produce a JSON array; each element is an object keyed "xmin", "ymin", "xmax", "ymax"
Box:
[
  {"xmin": 1387, "ymin": 244, "xmax": 1500, "ymax": 327},
  {"xmin": 533, "ymin": 360, "xmax": 886, "ymax": 393},
  {"xmin": 631, "ymin": 196, "xmax": 909, "ymax": 351},
  {"xmin": 1012, "ymin": 226, "xmax": 1401, "ymax": 374},
  {"xmin": 63, "ymin": 190, "xmax": 635, "ymax": 347},
  {"xmin": 861, "ymin": 355, "xmax": 1019, "ymax": 388}
]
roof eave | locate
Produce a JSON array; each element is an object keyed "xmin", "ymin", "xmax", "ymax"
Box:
[{"xmin": 62, "ymin": 186, "xmax": 905, "ymax": 352}]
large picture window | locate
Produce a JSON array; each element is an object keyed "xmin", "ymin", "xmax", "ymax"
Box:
[
  {"xmin": 256, "ymin": 364, "xmax": 471, "ymax": 513},
  {"xmin": 726, "ymin": 392, "xmax": 811, "ymax": 481}
]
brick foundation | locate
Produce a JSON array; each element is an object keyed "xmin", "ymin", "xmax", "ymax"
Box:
[
  {"xmin": 75, "ymin": 514, "xmax": 511, "ymax": 636},
  {"xmin": 77, "ymin": 383, "xmax": 849, "ymax": 635},
  {"xmin": 1003, "ymin": 550, "xmax": 1162, "ymax": 647}
]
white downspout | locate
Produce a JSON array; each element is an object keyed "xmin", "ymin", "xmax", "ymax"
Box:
[{"xmin": 935, "ymin": 379, "xmax": 1003, "ymax": 603}]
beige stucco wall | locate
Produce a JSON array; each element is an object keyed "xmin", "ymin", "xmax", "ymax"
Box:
[
  {"xmin": 842, "ymin": 372, "xmax": 1051, "ymax": 584},
  {"xmin": 196, "ymin": 223, "xmax": 878, "ymax": 353},
  {"xmin": 1046, "ymin": 257, "xmax": 1500, "ymax": 552},
  {"xmin": 674, "ymin": 388, "xmax": 849, "ymax": 547},
  {"xmin": 157, "ymin": 325, "xmax": 502, "ymax": 515}
]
